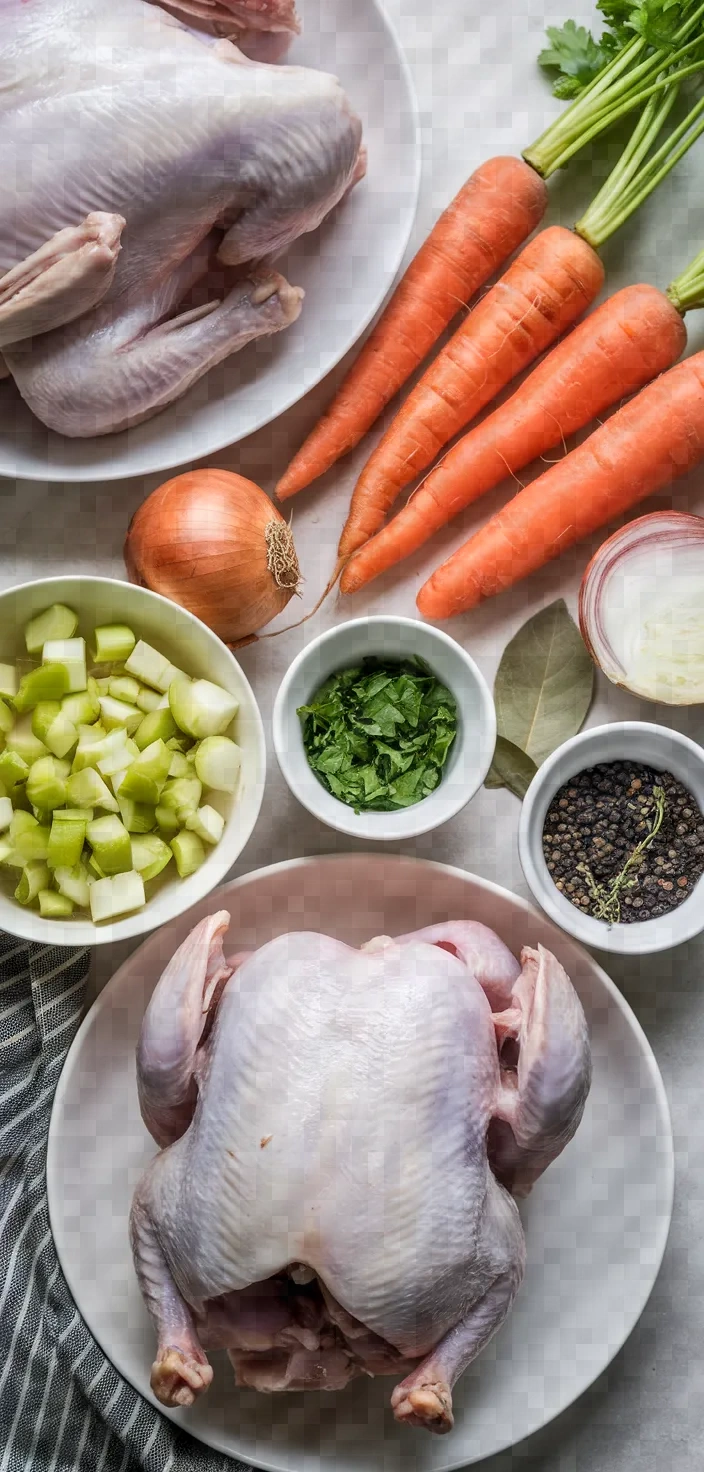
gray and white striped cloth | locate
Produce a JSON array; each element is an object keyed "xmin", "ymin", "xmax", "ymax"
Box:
[{"xmin": 0, "ymin": 934, "xmax": 247, "ymax": 1472}]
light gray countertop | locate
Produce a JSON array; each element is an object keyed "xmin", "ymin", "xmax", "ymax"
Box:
[{"xmin": 3, "ymin": 1, "xmax": 704, "ymax": 1466}]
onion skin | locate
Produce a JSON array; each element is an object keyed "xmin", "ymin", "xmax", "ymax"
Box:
[
  {"xmin": 125, "ymin": 470, "xmax": 300, "ymax": 644},
  {"xmin": 579, "ymin": 510, "xmax": 704, "ymax": 700}
]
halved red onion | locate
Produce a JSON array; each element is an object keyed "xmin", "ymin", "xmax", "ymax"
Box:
[{"xmin": 579, "ymin": 511, "xmax": 704, "ymax": 704}]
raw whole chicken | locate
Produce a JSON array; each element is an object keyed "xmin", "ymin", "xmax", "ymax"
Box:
[
  {"xmin": 130, "ymin": 911, "xmax": 591, "ymax": 1435},
  {"xmin": 0, "ymin": 0, "xmax": 363, "ymax": 435}
]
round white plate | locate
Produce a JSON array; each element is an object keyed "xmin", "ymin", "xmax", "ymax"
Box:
[
  {"xmin": 0, "ymin": 0, "xmax": 419, "ymax": 483},
  {"xmin": 47, "ymin": 854, "xmax": 673, "ymax": 1472}
]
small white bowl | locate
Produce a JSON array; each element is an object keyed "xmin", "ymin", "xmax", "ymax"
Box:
[
  {"xmin": 519, "ymin": 722, "xmax": 704, "ymax": 954},
  {"xmin": 272, "ymin": 615, "xmax": 495, "ymax": 840},
  {"xmin": 0, "ymin": 576, "xmax": 266, "ymax": 947}
]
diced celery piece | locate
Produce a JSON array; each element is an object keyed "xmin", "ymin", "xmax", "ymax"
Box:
[
  {"xmin": 88, "ymin": 854, "xmax": 106, "ymax": 879},
  {"xmin": 86, "ymin": 814, "xmax": 132, "ymax": 875},
  {"xmin": 6, "ymin": 715, "xmax": 47, "ymax": 767},
  {"xmin": 47, "ymin": 814, "xmax": 85, "ymax": 869},
  {"xmin": 38, "ymin": 890, "xmax": 74, "ymax": 919},
  {"xmin": 94, "ymin": 677, "xmax": 112, "ymax": 695},
  {"xmin": 92, "ymin": 624, "xmax": 136, "ymax": 664},
  {"xmin": 15, "ymin": 860, "xmax": 50, "ymax": 905},
  {"xmin": 94, "ymin": 728, "xmax": 133, "ymax": 777},
  {"xmin": 14, "ymin": 663, "xmax": 70, "ymax": 712},
  {"xmin": 169, "ymin": 678, "xmax": 238, "ymax": 739},
  {"xmin": 66, "ymin": 767, "xmax": 119, "ymax": 813},
  {"xmin": 57, "ymin": 808, "xmax": 94, "ymax": 822},
  {"xmin": 125, "ymin": 641, "xmax": 184, "ymax": 693},
  {"xmin": 26, "ymin": 756, "xmax": 70, "ymax": 812},
  {"xmin": 0, "ymin": 698, "xmax": 14, "ymax": 736},
  {"xmin": 89, "ymin": 870, "xmax": 145, "ymax": 922},
  {"xmin": 130, "ymin": 833, "xmax": 173, "ymax": 881},
  {"xmin": 71, "ymin": 723, "xmax": 108, "ymax": 772},
  {"xmin": 43, "ymin": 638, "xmax": 86, "ymax": 692},
  {"xmin": 118, "ymin": 797, "xmax": 156, "ymax": 834},
  {"xmin": 136, "ymin": 685, "xmax": 162, "ymax": 714},
  {"xmin": 110, "ymin": 769, "xmax": 128, "ymax": 796},
  {"xmin": 159, "ymin": 776, "xmax": 202, "ymax": 823},
  {"xmin": 16, "ymin": 822, "xmax": 51, "ymax": 863},
  {"xmin": 170, "ymin": 831, "xmax": 205, "ymax": 878},
  {"xmin": 32, "ymin": 701, "xmax": 61, "ymax": 744},
  {"xmin": 168, "ymin": 752, "xmax": 190, "ymax": 779},
  {"xmin": 0, "ymin": 749, "xmax": 28, "ymax": 787},
  {"xmin": 0, "ymin": 663, "xmax": 18, "ymax": 699},
  {"xmin": 98, "ymin": 695, "xmax": 141, "ymax": 733},
  {"xmin": 62, "ymin": 685, "xmax": 101, "ymax": 726},
  {"xmin": 133, "ymin": 708, "xmax": 177, "ymax": 752},
  {"xmin": 45, "ymin": 712, "xmax": 78, "ymax": 760},
  {"xmin": 194, "ymin": 736, "xmax": 241, "ymax": 794},
  {"xmin": 54, "ymin": 863, "xmax": 92, "ymax": 908},
  {"xmin": 10, "ymin": 810, "xmax": 36, "ymax": 840},
  {"xmin": 155, "ymin": 803, "xmax": 180, "ymax": 837},
  {"xmin": 108, "ymin": 675, "xmax": 141, "ymax": 705},
  {"xmin": 118, "ymin": 739, "xmax": 171, "ymax": 804},
  {"xmin": 186, "ymin": 804, "xmax": 224, "ymax": 846},
  {"xmin": 0, "ymin": 796, "xmax": 12, "ymax": 831},
  {"xmin": 25, "ymin": 604, "xmax": 78, "ymax": 654},
  {"xmin": 0, "ymin": 847, "xmax": 25, "ymax": 869}
]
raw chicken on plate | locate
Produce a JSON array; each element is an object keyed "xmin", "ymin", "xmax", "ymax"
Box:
[
  {"xmin": 0, "ymin": 0, "xmax": 364, "ymax": 435},
  {"xmin": 130, "ymin": 911, "xmax": 591, "ymax": 1434}
]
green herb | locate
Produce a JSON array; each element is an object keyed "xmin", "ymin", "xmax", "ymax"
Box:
[
  {"xmin": 539, "ymin": 19, "xmax": 620, "ymax": 99},
  {"xmin": 298, "ymin": 658, "xmax": 458, "ymax": 814},
  {"xmin": 577, "ymin": 784, "xmax": 666, "ymax": 922},
  {"xmin": 485, "ymin": 600, "xmax": 594, "ymax": 798},
  {"xmin": 485, "ymin": 736, "xmax": 538, "ymax": 799}
]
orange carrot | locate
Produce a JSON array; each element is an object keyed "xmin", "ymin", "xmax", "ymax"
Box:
[
  {"xmin": 416, "ymin": 352, "xmax": 704, "ymax": 621},
  {"xmin": 338, "ymin": 226, "xmax": 605, "ymax": 559},
  {"xmin": 340, "ymin": 284, "xmax": 686, "ymax": 595},
  {"xmin": 276, "ymin": 158, "xmax": 547, "ymax": 499}
]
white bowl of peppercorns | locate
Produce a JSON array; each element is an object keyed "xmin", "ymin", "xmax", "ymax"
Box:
[{"xmin": 518, "ymin": 722, "xmax": 704, "ymax": 954}]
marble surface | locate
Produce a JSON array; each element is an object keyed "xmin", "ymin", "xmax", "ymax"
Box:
[{"xmin": 4, "ymin": 2, "xmax": 704, "ymax": 1467}]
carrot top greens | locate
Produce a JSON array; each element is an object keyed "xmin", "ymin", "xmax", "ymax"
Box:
[{"xmin": 298, "ymin": 658, "xmax": 458, "ymax": 813}]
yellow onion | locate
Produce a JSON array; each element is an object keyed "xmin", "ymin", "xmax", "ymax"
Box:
[
  {"xmin": 580, "ymin": 511, "xmax": 704, "ymax": 704},
  {"xmin": 125, "ymin": 470, "xmax": 301, "ymax": 644}
]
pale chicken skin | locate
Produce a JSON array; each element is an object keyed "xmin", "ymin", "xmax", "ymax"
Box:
[
  {"xmin": 0, "ymin": 0, "xmax": 363, "ymax": 434},
  {"xmin": 130, "ymin": 913, "xmax": 591, "ymax": 1434}
]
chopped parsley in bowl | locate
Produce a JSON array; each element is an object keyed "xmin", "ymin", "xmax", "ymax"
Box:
[{"xmin": 297, "ymin": 657, "xmax": 458, "ymax": 813}]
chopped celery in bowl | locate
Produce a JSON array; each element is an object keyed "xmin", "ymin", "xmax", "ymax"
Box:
[{"xmin": 0, "ymin": 578, "xmax": 265, "ymax": 944}]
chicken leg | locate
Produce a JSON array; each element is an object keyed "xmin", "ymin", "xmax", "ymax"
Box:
[{"xmin": 130, "ymin": 1178, "xmax": 214, "ymax": 1407}]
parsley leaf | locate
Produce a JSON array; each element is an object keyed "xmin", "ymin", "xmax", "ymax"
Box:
[
  {"xmin": 298, "ymin": 657, "xmax": 458, "ymax": 814},
  {"xmin": 538, "ymin": 19, "xmax": 620, "ymax": 98}
]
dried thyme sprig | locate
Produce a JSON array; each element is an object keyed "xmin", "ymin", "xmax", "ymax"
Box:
[{"xmin": 577, "ymin": 784, "xmax": 667, "ymax": 924}]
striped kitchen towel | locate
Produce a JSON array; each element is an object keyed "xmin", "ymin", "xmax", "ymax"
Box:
[{"xmin": 0, "ymin": 934, "xmax": 247, "ymax": 1472}]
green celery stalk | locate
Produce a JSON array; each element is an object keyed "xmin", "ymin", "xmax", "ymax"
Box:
[
  {"xmin": 89, "ymin": 870, "xmax": 145, "ymax": 922},
  {"xmin": 6, "ymin": 715, "xmax": 48, "ymax": 766},
  {"xmin": 92, "ymin": 624, "xmax": 136, "ymax": 663},
  {"xmin": 158, "ymin": 776, "xmax": 202, "ymax": 824},
  {"xmin": 43, "ymin": 638, "xmax": 86, "ymax": 693},
  {"xmin": 98, "ymin": 695, "xmax": 142, "ymax": 733},
  {"xmin": 130, "ymin": 833, "xmax": 173, "ymax": 881},
  {"xmin": 125, "ymin": 641, "xmax": 184, "ymax": 692},
  {"xmin": 62, "ymin": 685, "xmax": 101, "ymax": 726},
  {"xmin": 26, "ymin": 756, "xmax": 70, "ymax": 812},
  {"xmin": 15, "ymin": 823, "xmax": 51, "ymax": 862},
  {"xmin": 194, "ymin": 736, "xmax": 241, "ymax": 794},
  {"xmin": 86, "ymin": 814, "xmax": 132, "ymax": 875},
  {"xmin": 155, "ymin": 803, "xmax": 180, "ymax": 837},
  {"xmin": 186, "ymin": 804, "xmax": 224, "ymax": 846},
  {"xmin": 109, "ymin": 675, "xmax": 141, "ymax": 705},
  {"xmin": 32, "ymin": 701, "xmax": 61, "ymax": 744},
  {"xmin": 38, "ymin": 889, "xmax": 74, "ymax": 919},
  {"xmin": 170, "ymin": 830, "xmax": 205, "ymax": 878},
  {"xmin": 133, "ymin": 708, "xmax": 178, "ymax": 751},
  {"xmin": 169, "ymin": 677, "xmax": 238, "ymax": 739},
  {"xmin": 45, "ymin": 712, "xmax": 78, "ymax": 760},
  {"xmin": 15, "ymin": 860, "xmax": 51, "ymax": 905},
  {"xmin": 0, "ymin": 698, "xmax": 14, "ymax": 736},
  {"xmin": 13, "ymin": 663, "xmax": 70, "ymax": 712},
  {"xmin": 0, "ymin": 749, "xmax": 29, "ymax": 787},
  {"xmin": 47, "ymin": 816, "xmax": 86, "ymax": 869},
  {"xmin": 136, "ymin": 685, "xmax": 162, "ymax": 714},
  {"xmin": 25, "ymin": 604, "xmax": 78, "ymax": 654},
  {"xmin": 53, "ymin": 863, "xmax": 92, "ymax": 907},
  {"xmin": 118, "ymin": 739, "xmax": 171, "ymax": 804},
  {"xmin": 117, "ymin": 797, "xmax": 156, "ymax": 834},
  {"xmin": 66, "ymin": 767, "xmax": 119, "ymax": 813}
]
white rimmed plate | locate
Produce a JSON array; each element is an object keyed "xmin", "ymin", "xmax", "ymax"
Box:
[
  {"xmin": 0, "ymin": 0, "xmax": 420, "ymax": 482},
  {"xmin": 47, "ymin": 853, "xmax": 673, "ymax": 1472}
]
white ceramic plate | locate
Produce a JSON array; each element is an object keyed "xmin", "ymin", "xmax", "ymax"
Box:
[
  {"xmin": 47, "ymin": 854, "xmax": 673, "ymax": 1472},
  {"xmin": 0, "ymin": 0, "xmax": 420, "ymax": 483}
]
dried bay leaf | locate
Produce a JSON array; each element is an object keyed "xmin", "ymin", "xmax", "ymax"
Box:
[
  {"xmin": 493, "ymin": 599, "xmax": 594, "ymax": 766},
  {"xmin": 485, "ymin": 736, "xmax": 538, "ymax": 799}
]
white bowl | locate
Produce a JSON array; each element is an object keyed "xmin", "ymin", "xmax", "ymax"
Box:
[
  {"xmin": 0, "ymin": 0, "xmax": 419, "ymax": 483},
  {"xmin": 272, "ymin": 616, "xmax": 496, "ymax": 840},
  {"xmin": 0, "ymin": 577, "xmax": 265, "ymax": 947},
  {"xmin": 518, "ymin": 722, "xmax": 704, "ymax": 954}
]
